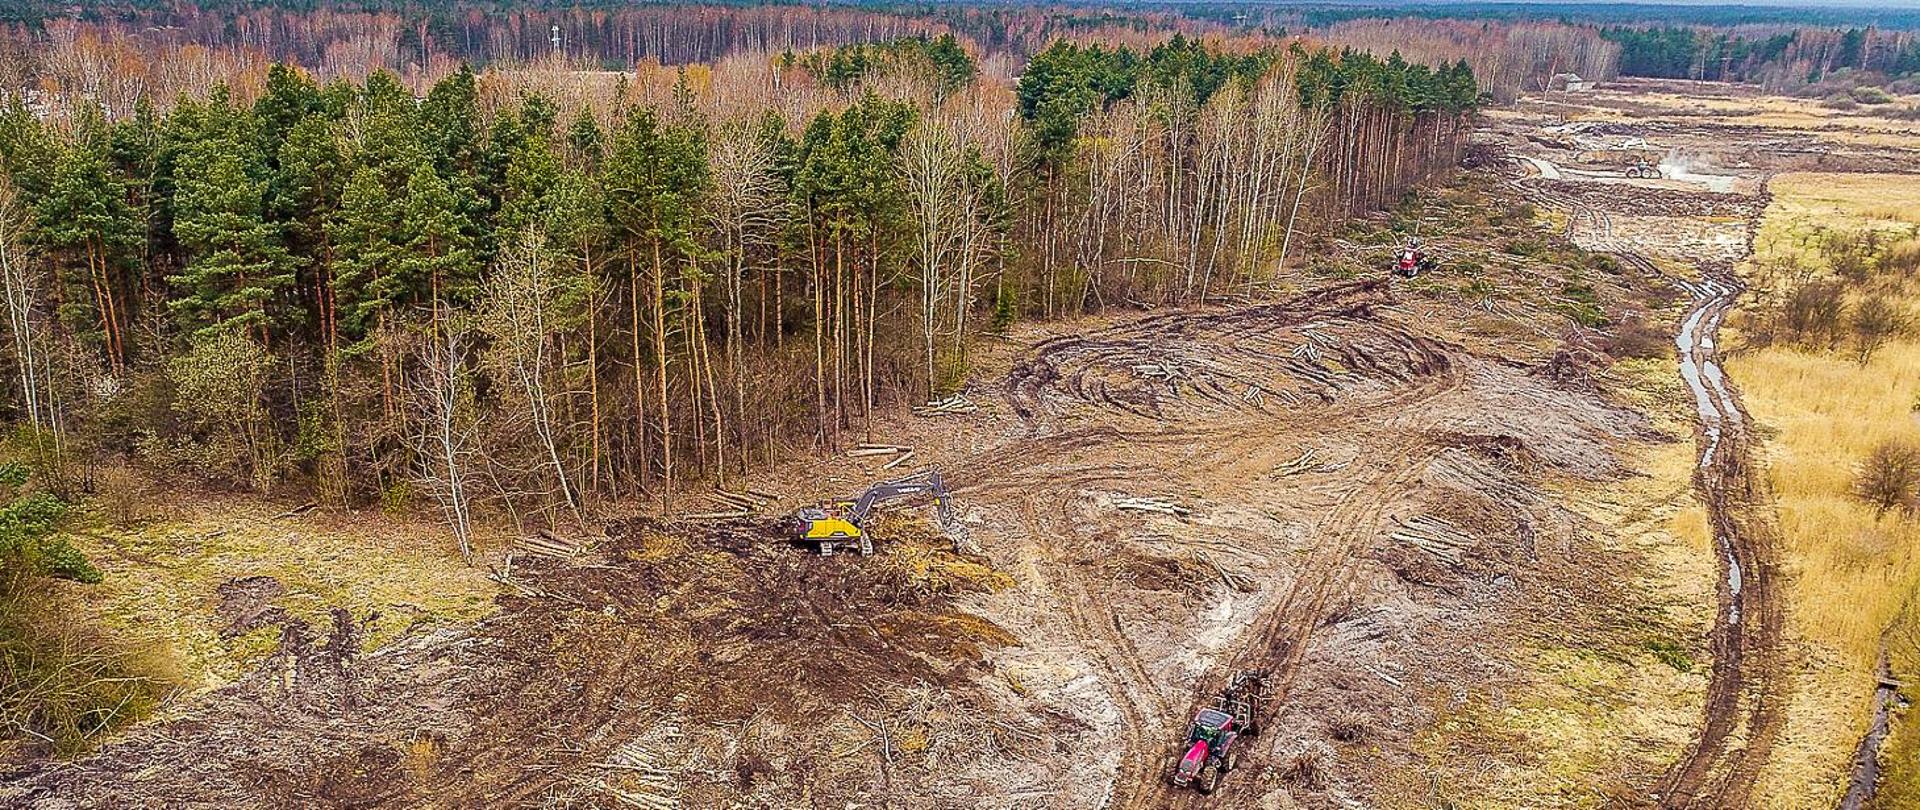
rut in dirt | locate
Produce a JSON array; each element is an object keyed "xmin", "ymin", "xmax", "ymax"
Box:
[{"xmin": 1653, "ymin": 267, "xmax": 1787, "ymax": 809}]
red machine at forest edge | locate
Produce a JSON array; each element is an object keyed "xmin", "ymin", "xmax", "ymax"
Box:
[{"xmin": 1167, "ymin": 671, "xmax": 1268, "ymax": 794}]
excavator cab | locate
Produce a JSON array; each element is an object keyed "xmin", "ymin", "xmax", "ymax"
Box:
[{"xmin": 793, "ymin": 501, "xmax": 868, "ymax": 555}]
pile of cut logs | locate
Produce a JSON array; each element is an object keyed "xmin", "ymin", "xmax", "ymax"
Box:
[
  {"xmin": 1388, "ymin": 514, "xmax": 1474, "ymax": 565},
  {"xmin": 914, "ymin": 394, "xmax": 979, "ymax": 417}
]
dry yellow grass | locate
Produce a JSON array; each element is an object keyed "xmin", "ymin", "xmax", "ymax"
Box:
[
  {"xmin": 1729, "ymin": 172, "xmax": 1920, "ymax": 806},
  {"xmin": 1520, "ymin": 88, "xmax": 1920, "ymax": 152},
  {"xmin": 55, "ymin": 492, "xmax": 500, "ymax": 695}
]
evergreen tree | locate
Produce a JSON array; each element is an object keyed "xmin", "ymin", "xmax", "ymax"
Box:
[
  {"xmin": 398, "ymin": 162, "xmax": 478, "ymax": 311},
  {"xmin": 273, "ymin": 113, "xmax": 346, "ymax": 346},
  {"xmin": 421, "ymin": 66, "xmax": 481, "ymax": 175},
  {"xmin": 0, "ymin": 99, "xmax": 56, "ymax": 198},
  {"xmin": 254, "ymin": 63, "xmax": 322, "ymax": 163},
  {"xmin": 496, "ymin": 131, "xmax": 560, "ymax": 235},
  {"xmin": 169, "ymin": 133, "xmax": 296, "ymax": 343},
  {"xmin": 567, "ymin": 110, "xmax": 605, "ymax": 171},
  {"xmin": 37, "ymin": 112, "xmax": 140, "ymax": 371},
  {"xmin": 327, "ymin": 165, "xmax": 399, "ymax": 348}
]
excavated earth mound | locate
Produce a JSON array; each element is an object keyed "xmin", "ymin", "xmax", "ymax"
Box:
[{"xmin": 2, "ymin": 520, "xmax": 1034, "ymax": 809}]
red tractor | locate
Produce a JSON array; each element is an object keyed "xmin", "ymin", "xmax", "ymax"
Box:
[{"xmin": 1168, "ymin": 671, "xmax": 1268, "ymax": 794}]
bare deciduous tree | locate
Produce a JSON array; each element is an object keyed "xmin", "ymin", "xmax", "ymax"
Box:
[
  {"xmin": 405, "ymin": 323, "xmax": 480, "ymax": 562},
  {"xmin": 480, "ymin": 227, "xmax": 586, "ymax": 527}
]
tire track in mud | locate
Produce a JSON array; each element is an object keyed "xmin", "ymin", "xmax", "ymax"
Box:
[
  {"xmin": 1115, "ymin": 440, "xmax": 1440, "ymax": 810},
  {"xmin": 1653, "ymin": 268, "xmax": 1785, "ymax": 809},
  {"xmin": 1102, "ymin": 336, "xmax": 1467, "ymax": 810},
  {"xmin": 1514, "ymin": 162, "xmax": 1787, "ymax": 805},
  {"xmin": 972, "ymin": 278, "xmax": 1474, "ymax": 810}
]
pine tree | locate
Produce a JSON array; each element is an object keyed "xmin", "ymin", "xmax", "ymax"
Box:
[
  {"xmin": 273, "ymin": 113, "xmax": 346, "ymax": 348},
  {"xmin": 169, "ymin": 135, "xmax": 297, "ymax": 344},
  {"xmin": 496, "ymin": 131, "xmax": 560, "ymax": 235},
  {"xmin": 605, "ymin": 107, "xmax": 707, "ymax": 489},
  {"xmin": 255, "ymin": 64, "xmax": 322, "ymax": 163},
  {"xmin": 421, "ymin": 66, "xmax": 481, "ymax": 176},
  {"xmin": 327, "ymin": 165, "xmax": 398, "ymax": 348},
  {"xmin": 398, "ymin": 162, "xmax": 478, "ymax": 312},
  {"xmin": 37, "ymin": 114, "xmax": 140, "ymax": 371}
]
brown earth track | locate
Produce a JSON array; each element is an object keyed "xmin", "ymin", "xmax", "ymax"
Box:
[
  {"xmin": 1117, "ymin": 438, "xmax": 1441, "ymax": 810},
  {"xmin": 1651, "ymin": 270, "xmax": 1787, "ymax": 809},
  {"xmin": 1050, "ymin": 308, "xmax": 1470, "ymax": 810},
  {"xmin": 1504, "ymin": 161, "xmax": 1787, "ymax": 806},
  {"xmin": 972, "ymin": 277, "xmax": 1471, "ymax": 810}
]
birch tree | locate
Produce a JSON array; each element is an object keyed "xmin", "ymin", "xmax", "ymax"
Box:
[
  {"xmin": 900, "ymin": 120, "xmax": 961, "ymax": 397},
  {"xmin": 0, "ymin": 180, "xmax": 48, "ymax": 433},
  {"xmin": 406, "ymin": 322, "xmax": 479, "ymax": 563},
  {"xmin": 479, "ymin": 227, "xmax": 585, "ymax": 526}
]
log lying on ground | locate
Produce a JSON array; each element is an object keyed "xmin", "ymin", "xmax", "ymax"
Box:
[
  {"xmin": 913, "ymin": 394, "xmax": 979, "ymax": 416},
  {"xmin": 1115, "ymin": 496, "xmax": 1193, "ymax": 517},
  {"xmin": 1388, "ymin": 514, "xmax": 1474, "ymax": 565},
  {"xmin": 678, "ymin": 510, "xmax": 753, "ymax": 521},
  {"xmin": 708, "ymin": 490, "xmax": 767, "ymax": 511},
  {"xmin": 517, "ymin": 531, "xmax": 583, "ymax": 558}
]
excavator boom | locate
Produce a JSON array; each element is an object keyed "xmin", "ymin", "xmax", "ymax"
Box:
[{"xmin": 847, "ymin": 470, "xmax": 952, "ymax": 523}]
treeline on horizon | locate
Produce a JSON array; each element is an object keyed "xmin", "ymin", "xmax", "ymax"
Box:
[
  {"xmin": 1602, "ymin": 24, "xmax": 1920, "ymax": 87},
  {"xmin": 0, "ymin": 34, "xmax": 1475, "ymax": 543},
  {"xmin": 12, "ymin": 0, "xmax": 1920, "ymax": 31}
]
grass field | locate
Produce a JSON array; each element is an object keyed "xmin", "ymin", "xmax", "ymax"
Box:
[
  {"xmin": 1729, "ymin": 172, "xmax": 1920, "ymax": 806},
  {"xmin": 56, "ymin": 486, "xmax": 501, "ymax": 695}
]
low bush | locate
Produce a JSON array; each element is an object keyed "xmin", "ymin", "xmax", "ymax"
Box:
[
  {"xmin": 1607, "ymin": 313, "xmax": 1671, "ymax": 360},
  {"xmin": 0, "ymin": 461, "xmax": 171, "ymax": 756},
  {"xmin": 1856, "ymin": 438, "xmax": 1920, "ymax": 516},
  {"xmin": 1851, "ymin": 86, "xmax": 1895, "ymax": 105}
]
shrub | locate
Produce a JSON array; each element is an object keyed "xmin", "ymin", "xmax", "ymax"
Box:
[
  {"xmin": 1852, "ymin": 294, "xmax": 1908, "ymax": 364},
  {"xmin": 1851, "ymin": 86, "xmax": 1895, "ymax": 105},
  {"xmin": 0, "ymin": 458, "xmax": 166, "ymax": 757},
  {"xmin": 1857, "ymin": 439, "xmax": 1920, "ymax": 515},
  {"xmin": 990, "ymin": 284, "xmax": 1017, "ymax": 333},
  {"xmin": 1779, "ymin": 280, "xmax": 1848, "ymax": 348},
  {"xmin": 1607, "ymin": 313, "xmax": 1671, "ymax": 360},
  {"xmin": 144, "ymin": 332, "xmax": 280, "ymax": 490},
  {"xmin": 1881, "ymin": 239, "xmax": 1920, "ymax": 274},
  {"xmin": 1643, "ymin": 637, "xmax": 1695, "ymax": 673}
]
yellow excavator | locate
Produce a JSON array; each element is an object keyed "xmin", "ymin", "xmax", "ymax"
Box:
[{"xmin": 788, "ymin": 470, "xmax": 955, "ymax": 556}]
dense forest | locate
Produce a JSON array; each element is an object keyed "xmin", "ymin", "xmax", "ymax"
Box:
[
  {"xmin": 1603, "ymin": 25, "xmax": 1920, "ymax": 87},
  {"xmin": 0, "ymin": 2, "xmax": 1617, "ymax": 106},
  {"xmin": 0, "ymin": 31, "xmax": 1477, "ymax": 550}
]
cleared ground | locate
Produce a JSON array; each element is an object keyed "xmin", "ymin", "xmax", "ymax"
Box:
[{"xmin": 15, "ymin": 77, "xmax": 1916, "ymax": 808}]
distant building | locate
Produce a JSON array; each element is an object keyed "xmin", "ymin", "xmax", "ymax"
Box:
[{"xmin": 1549, "ymin": 73, "xmax": 1590, "ymax": 93}]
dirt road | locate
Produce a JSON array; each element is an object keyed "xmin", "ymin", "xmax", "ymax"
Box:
[
  {"xmin": 1652, "ymin": 267, "xmax": 1786, "ymax": 808},
  {"xmin": 1512, "ymin": 149, "xmax": 1786, "ymax": 806}
]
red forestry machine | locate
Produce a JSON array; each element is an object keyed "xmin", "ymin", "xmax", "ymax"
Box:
[{"xmin": 1167, "ymin": 671, "xmax": 1269, "ymax": 794}]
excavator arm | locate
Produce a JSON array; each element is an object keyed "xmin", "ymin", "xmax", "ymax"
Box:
[{"xmin": 847, "ymin": 470, "xmax": 952, "ymax": 524}]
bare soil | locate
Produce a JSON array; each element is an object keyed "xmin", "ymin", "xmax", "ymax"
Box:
[{"xmin": 5, "ymin": 80, "xmax": 1851, "ymax": 809}]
